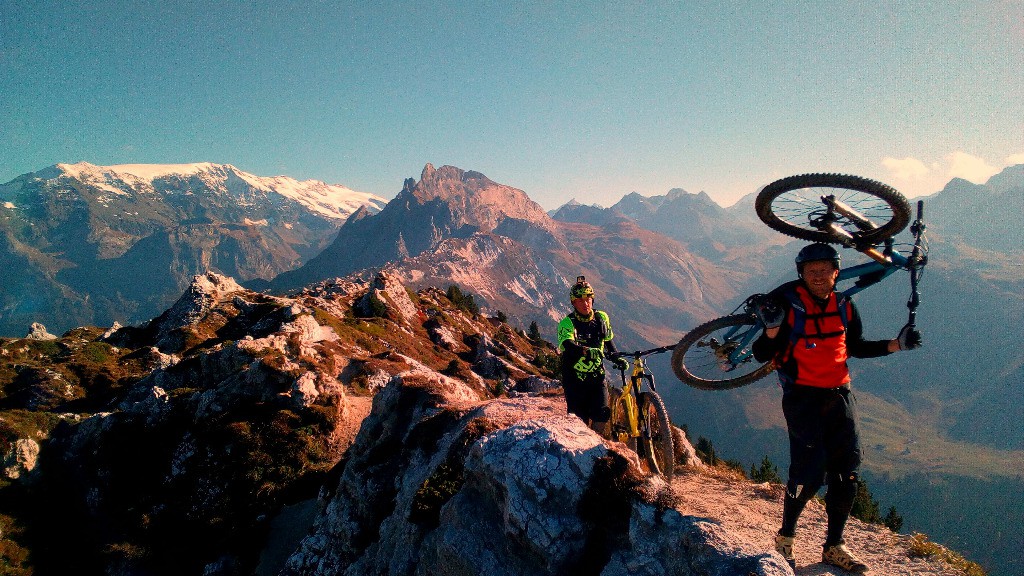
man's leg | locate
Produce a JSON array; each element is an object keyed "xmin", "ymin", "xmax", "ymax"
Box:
[
  {"xmin": 778, "ymin": 387, "xmax": 826, "ymax": 567},
  {"xmin": 587, "ymin": 377, "xmax": 611, "ymax": 438},
  {"xmin": 780, "ymin": 387, "xmax": 826, "ymax": 536},
  {"xmin": 824, "ymin": 471, "xmax": 858, "ymax": 546},
  {"xmin": 823, "ymin": 387, "xmax": 863, "ymax": 547},
  {"xmin": 821, "ymin": 388, "xmax": 868, "ymax": 573},
  {"xmin": 780, "ymin": 478, "xmax": 822, "ymax": 537}
]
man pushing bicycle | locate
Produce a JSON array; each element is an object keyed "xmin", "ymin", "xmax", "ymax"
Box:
[
  {"xmin": 751, "ymin": 242, "xmax": 922, "ymax": 573},
  {"xmin": 557, "ymin": 276, "xmax": 628, "ymax": 436}
]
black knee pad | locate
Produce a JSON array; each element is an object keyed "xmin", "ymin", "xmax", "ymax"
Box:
[
  {"xmin": 595, "ymin": 405, "xmax": 612, "ymax": 423},
  {"xmin": 825, "ymin": 471, "xmax": 858, "ymax": 508},
  {"xmin": 786, "ymin": 479, "xmax": 820, "ymax": 501},
  {"xmin": 827, "ymin": 471, "xmax": 859, "ymax": 485}
]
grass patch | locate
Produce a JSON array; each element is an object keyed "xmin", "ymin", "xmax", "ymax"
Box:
[{"xmin": 908, "ymin": 532, "xmax": 987, "ymax": 576}]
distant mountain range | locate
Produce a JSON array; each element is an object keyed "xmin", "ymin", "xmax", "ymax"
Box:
[
  {"xmin": 0, "ymin": 162, "xmax": 386, "ymax": 335},
  {"xmin": 269, "ymin": 163, "xmax": 750, "ymax": 347},
  {"xmin": 918, "ymin": 164, "xmax": 1024, "ymax": 253}
]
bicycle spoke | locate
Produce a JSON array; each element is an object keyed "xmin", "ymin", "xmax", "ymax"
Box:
[
  {"xmin": 770, "ymin": 188, "xmax": 898, "ymax": 232},
  {"xmin": 756, "ymin": 174, "xmax": 911, "ymax": 245},
  {"xmin": 672, "ymin": 314, "xmax": 775, "ymax": 389}
]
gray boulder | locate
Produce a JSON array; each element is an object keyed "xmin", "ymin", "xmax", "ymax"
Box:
[{"xmin": 279, "ymin": 374, "xmax": 789, "ymax": 576}]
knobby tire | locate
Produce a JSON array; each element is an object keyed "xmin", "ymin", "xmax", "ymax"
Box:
[
  {"xmin": 756, "ymin": 173, "xmax": 912, "ymax": 245},
  {"xmin": 671, "ymin": 314, "xmax": 775, "ymax": 390},
  {"xmin": 638, "ymin": 391, "xmax": 674, "ymax": 481}
]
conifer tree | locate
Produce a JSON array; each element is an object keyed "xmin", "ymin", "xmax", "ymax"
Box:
[{"xmin": 528, "ymin": 321, "xmax": 543, "ymax": 343}]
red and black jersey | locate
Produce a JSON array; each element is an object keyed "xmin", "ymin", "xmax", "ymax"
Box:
[{"xmin": 752, "ymin": 280, "xmax": 891, "ymax": 389}]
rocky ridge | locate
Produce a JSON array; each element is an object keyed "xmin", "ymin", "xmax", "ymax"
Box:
[{"xmin": 0, "ymin": 272, "xmax": 972, "ymax": 576}]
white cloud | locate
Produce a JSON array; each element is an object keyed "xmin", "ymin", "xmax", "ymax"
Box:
[
  {"xmin": 881, "ymin": 150, "xmax": 1022, "ymax": 197},
  {"xmin": 1005, "ymin": 152, "xmax": 1024, "ymax": 165},
  {"xmin": 882, "ymin": 156, "xmax": 930, "ymax": 180},
  {"xmin": 945, "ymin": 151, "xmax": 999, "ymax": 183}
]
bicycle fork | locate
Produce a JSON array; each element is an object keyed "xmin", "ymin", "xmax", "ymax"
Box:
[{"xmin": 612, "ymin": 388, "xmax": 639, "ymax": 443}]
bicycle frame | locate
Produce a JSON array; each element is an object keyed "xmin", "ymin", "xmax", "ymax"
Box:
[
  {"xmin": 608, "ymin": 346, "xmax": 677, "ymax": 480},
  {"xmin": 705, "ymin": 200, "xmax": 926, "ymax": 373},
  {"xmin": 610, "ymin": 346, "xmax": 673, "ymax": 440}
]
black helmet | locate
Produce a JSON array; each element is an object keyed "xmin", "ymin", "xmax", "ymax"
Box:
[
  {"xmin": 570, "ymin": 276, "xmax": 595, "ymax": 300},
  {"xmin": 795, "ymin": 243, "xmax": 841, "ymax": 271}
]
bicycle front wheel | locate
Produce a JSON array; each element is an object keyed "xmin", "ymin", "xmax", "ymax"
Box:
[
  {"xmin": 609, "ymin": 387, "xmax": 637, "ymax": 451},
  {"xmin": 671, "ymin": 314, "xmax": 775, "ymax": 390},
  {"xmin": 756, "ymin": 173, "xmax": 911, "ymax": 245},
  {"xmin": 637, "ymin": 391, "xmax": 674, "ymax": 481}
]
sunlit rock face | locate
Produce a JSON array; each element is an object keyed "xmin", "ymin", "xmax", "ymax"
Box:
[{"xmin": 281, "ymin": 375, "xmax": 787, "ymax": 576}]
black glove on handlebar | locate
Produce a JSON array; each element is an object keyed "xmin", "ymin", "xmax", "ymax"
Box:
[
  {"xmin": 897, "ymin": 324, "xmax": 923, "ymax": 350},
  {"xmin": 612, "ymin": 357, "xmax": 629, "ymax": 371}
]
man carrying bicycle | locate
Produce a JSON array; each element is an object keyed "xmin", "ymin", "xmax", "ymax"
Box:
[
  {"xmin": 751, "ymin": 243, "xmax": 922, "ymax": 573},
  {"xmin": 557, "ymin": 276, "xmax": 628, "ymax": 436}
]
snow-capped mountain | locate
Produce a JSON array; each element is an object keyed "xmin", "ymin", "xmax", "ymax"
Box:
[
  {"xmin": 6, "ymin": 161, "xmax": 388, "ymax": 221},
  {"xmin": 0, "ymin": 162, "xmax": 387, "ymax": 335}
]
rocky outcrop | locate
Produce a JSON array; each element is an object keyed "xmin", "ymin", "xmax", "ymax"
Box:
[
  {"xmin": 2, "ymin": 438, "xmax": 40, "ymax": 479},
  {"xmin": 149, "ymin": 272, "xmax": 245, "ymax": 351},
  {"xmin": 355, "ymin": 271, "xmax": 420, "ymax": 325},
  {"xmin": 25, "ymin": 322, "xmax": 57, "ymax": 340},
  {"xmin": 281, "ymin": 375, "xmax": 789, "ymax": 576},
  {"xmin": 0, "ymin": 267, "xmax": 980, "ymax": 575}
]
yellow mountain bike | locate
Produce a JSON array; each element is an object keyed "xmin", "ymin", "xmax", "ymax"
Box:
[{"xmin": 607, "ymin": 346, "xmax": 675, "ymax": 481}]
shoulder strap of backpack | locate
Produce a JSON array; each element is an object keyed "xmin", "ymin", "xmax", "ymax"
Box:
[
  {"xmin": 836, "ymin": 293, "xmax": 851, "ymax": 330},
  {"xmin": 596, "ymin": 310, "xmax": 613, "ymax": 341},
  {"xmin": 783, "ymin": 289, "xmax": 806, "ymax": 350}
]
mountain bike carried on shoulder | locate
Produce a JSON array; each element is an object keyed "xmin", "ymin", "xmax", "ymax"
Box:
[
  {"xmin": 671, "ymin": 173, "xmax": 929, "ymax": 390},
  {"xmin": 607, "ymin": 346, "xmax": 676, "ymax": 480}
]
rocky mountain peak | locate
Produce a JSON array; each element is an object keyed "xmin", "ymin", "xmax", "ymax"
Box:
[
  {"xmin": 270, "ymin": 164, "xmax": 564, "ymax": 291},
  {"xmin": 982, "ymin": 162, "xmax": 1024, "ymax": 196},
  {"xmin": 400, "ymin": 163, "xmax": 553, "ymax": 232}
]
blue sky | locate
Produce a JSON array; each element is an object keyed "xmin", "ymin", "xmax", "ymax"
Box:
[{"xmin": 2, "ymin": 1, "xmax": 1021, "ymax": 209}]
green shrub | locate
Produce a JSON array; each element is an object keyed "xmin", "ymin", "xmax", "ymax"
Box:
[
  {"xmin": 695, "ymin": 436, "xmax": 718, "ymax": 466},
  {"xmin": 884, "ymin": 505, "xmax": 904, "ymax": 532},
  {"xmin": 851, "ymin": 478, "xmax": 882, "ymax": 524},
  {"xmin": 528, "ymin": 321, "xmax": 543, "ymax": 343},
  {"xmin": 81, "ymin": 342, "xmax": 112, "ymax": 364},
  {"xmin": 27, "ymin": 339, "xmax": 61, "ymax": 358},
  {"xmin": 531, "ymin": 351, "xmax": 560, "ymax": 377}
]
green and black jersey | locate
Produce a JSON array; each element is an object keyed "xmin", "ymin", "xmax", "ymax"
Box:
[{"xmin": 557, "ymin": 310, "xmax": 617, "ymax": 380}]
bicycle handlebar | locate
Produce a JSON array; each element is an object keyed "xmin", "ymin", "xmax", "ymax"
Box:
[{"xmin": 608, "ymin": 344, "xmax": 677, "ymax": 360}]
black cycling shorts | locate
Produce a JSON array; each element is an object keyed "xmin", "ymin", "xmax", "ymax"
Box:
[
  {"xmin": 563, "ymin": 375, "xmax": 610, "ymax": 423},
  {"xmin": 782, "ymin": 384, "xmax": 862, "ymax": 486}
]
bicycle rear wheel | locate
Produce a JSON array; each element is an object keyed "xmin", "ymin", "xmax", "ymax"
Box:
[
  {"xmin": 671, "ymin": 314, "xmax": 775, "ymax": 390},
  {"xmin": 637, "ymin": 391, "xmax": 674, "ymax": 481},
  {"xmin": 756, "ymin": 173, "xmax": 911, "ymax": 245}
]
